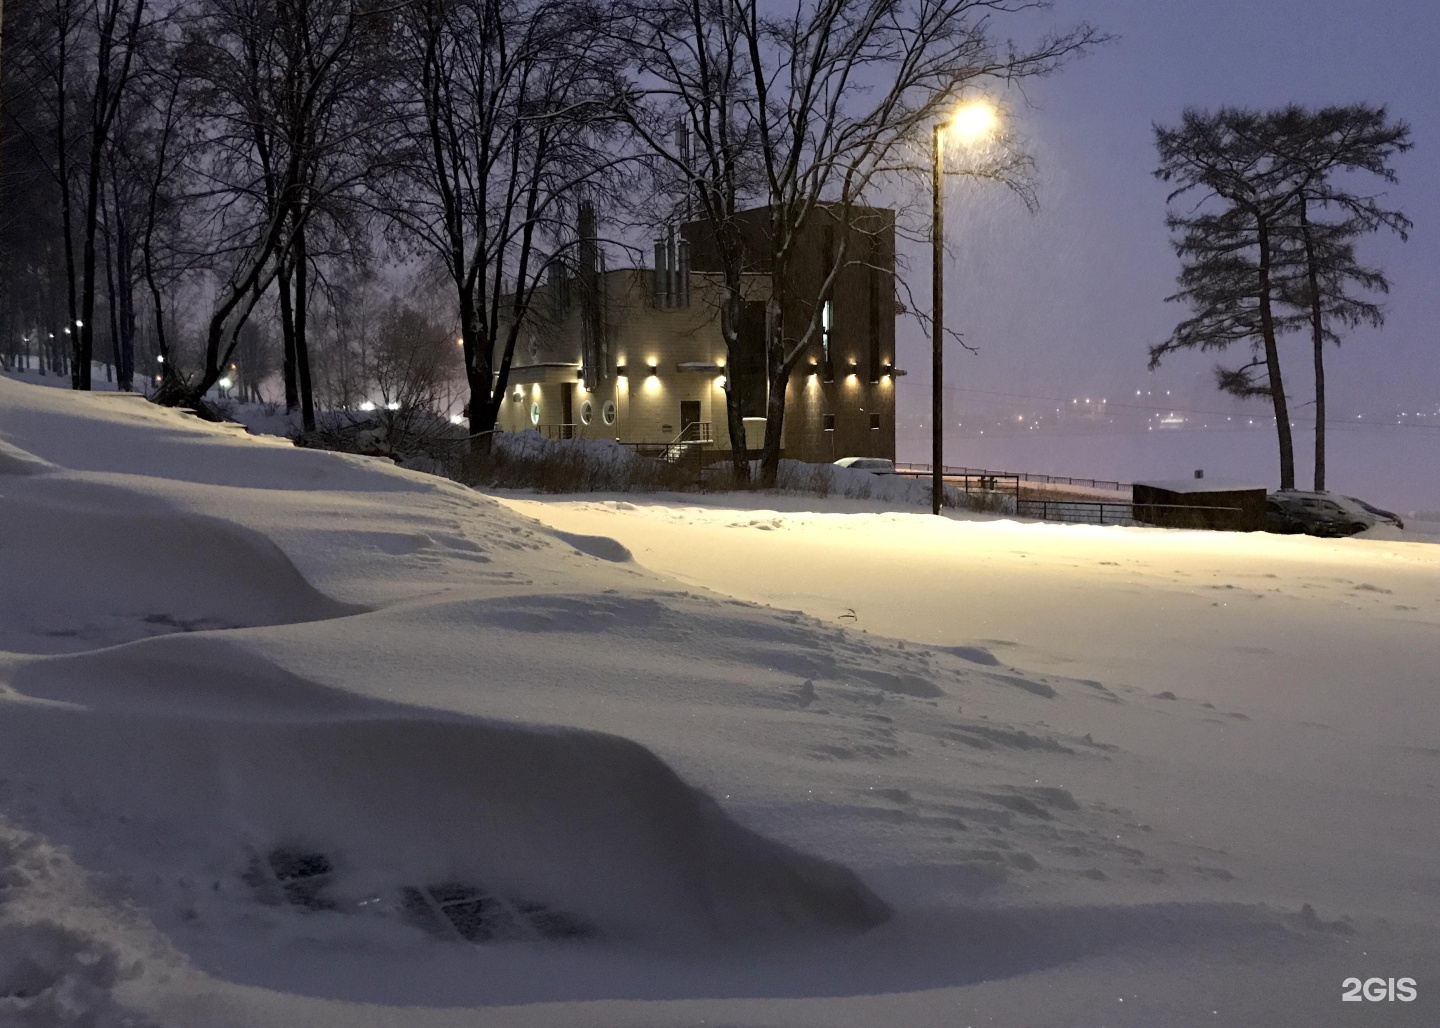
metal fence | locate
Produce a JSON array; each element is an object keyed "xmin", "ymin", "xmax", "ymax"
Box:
[
  {"xmin": 1015, "ymin": 498, "xmax": 1136, "ymax": 526},
  {"xmin": 895, "ymin": 462, "xmax": 1128, "ymax": 492},
  {"xmin": 1015, "ymin": 498, "xmax": 1246, "ymax": 529},
  {"xmin": 894, "ymin": 467, "xmax": 1023, "ymax": 501}
]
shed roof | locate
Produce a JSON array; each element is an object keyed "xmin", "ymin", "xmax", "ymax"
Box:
[{"xmin": 1134, "ymin": 479, "xmax": 1266, "ymax": 494}]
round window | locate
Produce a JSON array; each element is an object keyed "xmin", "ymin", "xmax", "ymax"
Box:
[
  {"xmin": 529, "ymin": 402, "xmax": 541, "ymax": 426},
  {"xmin": 602, "ymin": 400, "xmax": 617, "ymax": 426},
  {"xmin": 580, "ymin": 400, "xmax": 593, "ymax": 425}
]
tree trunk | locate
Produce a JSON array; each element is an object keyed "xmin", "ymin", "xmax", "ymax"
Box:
[
  {"xmin": 1299, "ymin": 199, "xmax": 1326, "ymax": 492},
  {"xmin": 77, "ymin": 140, "xmax": 104, "ymax": 390},
  {"xmin": 719, "ymin": 287, "xmax": 749, "ymax": 486},
  {"xmin": 1255, "ymin": 214, "xmax": 1295, "ymax": 490},
  {"xmin": 102, "ymin": 200, "xmax": 121, "ymax": 383},
  {"xmin": 277, "ymin": 254, "xmax": 299, "ymax": 411},
  {"xmin": 111, "ymin": 166, "xmax": 136, "ymax": 390},
  {"xmin": 293, "ymin": 214, "xmax": 315, "ymax": 432},
  {"xmin": 759, "ymin": 361, "xmax": 790, "ymax": 488}
]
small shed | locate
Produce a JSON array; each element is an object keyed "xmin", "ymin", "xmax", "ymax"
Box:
[{"xmin": 1132, "ymin": 478, "xmax": 1266, "ymax": 532}]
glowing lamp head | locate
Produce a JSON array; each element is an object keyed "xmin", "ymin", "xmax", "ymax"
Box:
[{"xmin": 946, "ymin": 101, "xmax": 998, "ymax": 144}]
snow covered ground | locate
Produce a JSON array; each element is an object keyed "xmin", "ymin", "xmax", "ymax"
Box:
[{"xmin": 1, "ymin": 374, "xmax": 1437, "ymax": 1026}]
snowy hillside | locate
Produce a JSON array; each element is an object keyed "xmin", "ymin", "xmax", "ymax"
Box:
[{"xmin": 0, "ymin": 376, "xmax": 1437, "ymax": 1027}]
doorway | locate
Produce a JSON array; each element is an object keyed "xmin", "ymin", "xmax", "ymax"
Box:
[{"xmin": 680, "ymin": 400, "xmax": 701, "ymax": 436}]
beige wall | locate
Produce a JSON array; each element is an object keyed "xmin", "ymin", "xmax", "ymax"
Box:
[
  {"xmin": 492, "ymin": 262, "xmax": 897, "ymax": 463},
  {"xmin": 495, "ymin": 270, "xmax": 768, "ymax": 449}
]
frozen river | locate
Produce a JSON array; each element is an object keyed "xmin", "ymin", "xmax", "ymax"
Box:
[{"xmin": 902, "ymin": 423, "xmax": 1440, "ymax": 512}]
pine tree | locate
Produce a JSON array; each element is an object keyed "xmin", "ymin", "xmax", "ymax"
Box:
[
  {"xmin": 1261, "ymin": 105, "xmax": 1410, "ymax": 491},
  {"xmin": 1153, "ymin": 109, "xmax": 1303, "ymax": 489}
]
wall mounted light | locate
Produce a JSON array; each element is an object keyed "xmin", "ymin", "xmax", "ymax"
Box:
[
  {"xmin": 647, "ymin": 364, "xmax": 658, "ymax": 377},
  {"xmin": 616, "ymin": 364, "xmax": 628, "ymax": 377}
]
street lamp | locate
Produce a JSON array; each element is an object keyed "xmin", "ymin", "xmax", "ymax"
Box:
[{"xmin": 931, "ymin": 100, "xmax": 997, "ymax": 516}]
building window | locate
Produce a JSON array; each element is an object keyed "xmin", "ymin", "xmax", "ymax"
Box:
[
  {"xmin": 821, "ymin": 300, "xmax": 834, "ymax": 382},
  {"xmin": 869, "ymin": 412, "xmax": 881, "ymax": 431},
  {"xmin": 580, "ymin": 400, "xmax": 593, "ymax": 425},
  {"xmin": 823, "ymin": 414, "xmax": 835, "ymax": 432},
  {"xmin": 529, "ymin": 402, "xmax": 541, "ymax": 426},
  {"xmin": 602, "ymin": 400, "xmax": 617, "ymax": 425}
]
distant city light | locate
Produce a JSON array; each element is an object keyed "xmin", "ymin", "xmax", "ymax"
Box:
[{"xmin": 359, "ymin": 400, "xmax": 376, "ymax": 411}]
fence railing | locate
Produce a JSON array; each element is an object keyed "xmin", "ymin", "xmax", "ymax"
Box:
[
  {"xmin": 895, "ymin": 467, "xmax": 1022, "ymax": 500},
  {"xmin": 1014, "ymin": 498, "xmax": 1247, "ymax": 529},
  {"xmin": 1015, "ymin": 498, "xmax": 1135, "ymax": 526},
  {"xmin": 896, "ymin": 462, "xmax": 1129, "ymax": 492},
  {"xmin": 614, "ymin": 439, "xmax": 715, "ymax": 465},
  {"xmin": 671, "ymin": 421, "xmax": 713, "ymax": 445}
]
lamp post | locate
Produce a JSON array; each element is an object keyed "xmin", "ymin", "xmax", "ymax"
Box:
[
  {"xmin": 931, "ymin": 121, "xmax": 946, "ymax": 516},
  {"xmin": 930, "ymin": 101, "xmax": 996, "ymax": 516}
]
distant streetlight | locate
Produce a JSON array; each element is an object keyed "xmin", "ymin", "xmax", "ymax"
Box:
[{"xmin": 931, "ymin": 100, "xmax": 997, "ymax": 516}]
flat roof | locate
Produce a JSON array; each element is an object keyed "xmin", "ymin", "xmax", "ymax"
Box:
[{"xmin": 1134, "ymin": 479, "xmax": 1267, "ymax": 494}]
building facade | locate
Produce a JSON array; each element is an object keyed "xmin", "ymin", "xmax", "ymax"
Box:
[{"xmin": 492, "ymin": 205, "xmax": 899, "ymax": 464}]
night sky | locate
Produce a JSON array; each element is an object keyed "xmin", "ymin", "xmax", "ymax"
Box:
[{"xmin": 893, "ymin": 0, "xmax": 1439, "ymax": 454}]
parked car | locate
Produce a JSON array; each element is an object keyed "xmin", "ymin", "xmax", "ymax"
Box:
[
  {"xmin": 1265, "ymin": 492, "xmax": 1370, "ymax": 537},
  {"xmin": 833, "ymin": 457, "xmax": 897, "ymax": 475},
  {"xmin": 1344, "ymin": 496, "xmax": 1404, "ymax": 529},
  {"xmin": 1263, "ymin": 497, "xmax": 1310, "ymax": 535}
]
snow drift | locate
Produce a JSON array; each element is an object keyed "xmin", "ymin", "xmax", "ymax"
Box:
[
  {"xmin": 0, "ymin": 489, "xmax": 364, "ymax": 654},
  {"xmin": 2, "ymin": 635, "xmax": 888, "ymax": 958}
]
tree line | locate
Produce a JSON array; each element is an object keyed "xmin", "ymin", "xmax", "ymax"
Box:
[
  {"xmin": 1152, "ymin": 104, "xmax": 1410, "ymax": 492},
  {"xmin": 1, "ymin": 0, "xmax": 1100, "ymax": 484}
]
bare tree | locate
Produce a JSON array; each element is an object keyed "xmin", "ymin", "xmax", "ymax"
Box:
[
  {"xmin": 384, "ymin": 0, "xmax": 626, "ymax": 454},
  {"xmin": 742, "ymin": 0, "xmax": 1099, "ymax": 483},
  {"xmin": 154, "ymin": 0, "xmax": 384, "ymax": 421},
  {"xmin": 0, "ymin": 0, "xmax": 72, "ymax": 371},
  {"xmin": 619, "ymin": 0, "xmax": 1097, "ymax": 484},
  {"xmin": 619, "ymin": 0, "xmax": 765, "ymax": 482},
  {"xmin": 232, "ymin": 316, "xmax": 279, "ymax": 400},
  {"xmin": 16, "ymin": 0, "xmax": 150, "ymax": 388}
]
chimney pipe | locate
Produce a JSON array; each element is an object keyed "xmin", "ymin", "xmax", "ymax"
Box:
[
  {"xmin": 654, "ymin": 237, "xmax": 669, "ymax": 308},
  {"xmin": 666, "ymin": 225, "xmax": 678, "ymax": 308},
  {"xmin": 677, "ymin": 238, "xmax": 690, "ymax": 308}
]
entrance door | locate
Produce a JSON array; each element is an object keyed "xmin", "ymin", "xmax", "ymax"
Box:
[
  {"xmin": 680, "ymin": 401, "xmax": 700, "ymax": 437},
  {"xmin": 561, "ymin": 382, "xmax": 574, "ymax": 438}
]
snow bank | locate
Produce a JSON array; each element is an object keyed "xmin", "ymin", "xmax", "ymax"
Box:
[
  {"xmin": 5, "ymin": 375, "xmax": 1440, "ymax": 1025},
  {"xmin": 3, "ymin": 634, "xmax": 888, "ymax": 956},
  {"xmin": 0, "ymin": 437, "xmax": 55, "ymax": 476},
  {"xmin": 0, "ymin": 489, "xmax": 363, "ymax": 654}
]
